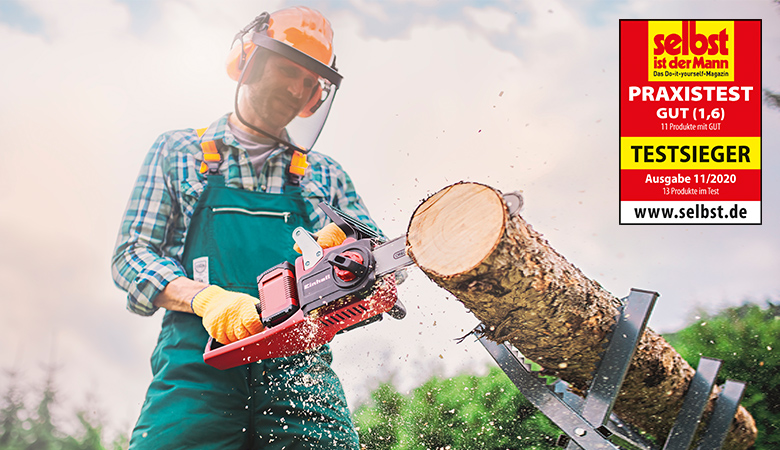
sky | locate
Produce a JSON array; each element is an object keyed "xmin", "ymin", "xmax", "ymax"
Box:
[{"xmin": 0, "ymin": 0, "xmax": 778, "ymax": 438}]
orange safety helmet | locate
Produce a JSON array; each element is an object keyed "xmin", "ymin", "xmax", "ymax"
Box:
[{"xmin": 225, "ymin": 6, "xmax": 341, "ymax": 118}]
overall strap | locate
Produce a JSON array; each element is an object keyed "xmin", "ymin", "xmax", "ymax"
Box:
[
  {"xmin": 286, "ymin": 150, "xmax": 308, "ymax": 187},
  {"xmin": 197, "ymin": 125, "xmax": 309, "ymax": 188},
  {"xmin": 197, "ymin": 127, "xmax": 222, "ymax": 175}
]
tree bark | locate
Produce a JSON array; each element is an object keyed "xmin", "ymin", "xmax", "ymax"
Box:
[{"xmin": 406, "ymin": 182, "xmax": 757, "ymax": 450}]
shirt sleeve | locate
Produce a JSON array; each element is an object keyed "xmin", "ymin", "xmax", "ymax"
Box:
[{"xmin": 111, "ymin": 134, "xmax": 187, "ymax": 316}]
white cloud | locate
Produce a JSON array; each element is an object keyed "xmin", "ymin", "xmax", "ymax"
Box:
[
  {"xmin": 463, "ymin": 5, "xmax": 517, "ymax": 34},
  {"xmin": 348, "ymin": 0, "xmax": 388, "ymax": 21},
  {"xmin": 24, "ymin": 0, "xmax": 131, "ymax": 37}
]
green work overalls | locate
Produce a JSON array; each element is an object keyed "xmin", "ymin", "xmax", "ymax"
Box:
[{"xmin": 129, "ymin": 151, "xmax": 360, "ymax": 449}]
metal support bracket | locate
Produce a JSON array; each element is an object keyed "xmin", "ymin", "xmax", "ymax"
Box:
[
  {"xmin": 478, "ymin": 334, "xmax": 620, "ymax": 450},
  {"xmin": 564, "ymin": 289, "xmax": 657, "ymax": 450},
  {"xmin": 662, "ymin": 358, "xmax": 721, "ymax": 450},
  {"xmin": 696, "ymin": 380, "xmax": 746, "ymax": 450},
  {"xmin": 476, "ymin": 288, "xmax": 748, "ymax": 450}
]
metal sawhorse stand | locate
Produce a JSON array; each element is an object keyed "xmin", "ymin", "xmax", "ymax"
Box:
[{"xmin": 476, "ymin": 288, "xmax": 746, "ymax": 450}]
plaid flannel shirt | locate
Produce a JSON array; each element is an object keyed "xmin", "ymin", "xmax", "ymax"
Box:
[{"xmin": 112, "ymin": 113, "xmax": 381, "ymax": 316}]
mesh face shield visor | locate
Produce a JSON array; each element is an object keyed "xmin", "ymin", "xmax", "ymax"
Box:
[{"xmin": 233, "ymin": 33, "xmax": 342, "ymax": 154}]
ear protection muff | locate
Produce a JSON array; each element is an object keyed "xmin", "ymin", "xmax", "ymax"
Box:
[
  {"xmin": 299, "ymin": 55, "xmax": 337, "ymax": 118},
  {"xmin": 225, "ymin": 40, "xmax": 256, "ymax": 82},
  {"xmin": 298, "ymin": 83, "xmax": 324, "ymax": 118},
  {"xmin": 225, "ymin": 13, "xmax": 270, "ymax": 82},
  {"xmin": 298, "ymin": 57, "xmax": 337, "ymax": 118}
]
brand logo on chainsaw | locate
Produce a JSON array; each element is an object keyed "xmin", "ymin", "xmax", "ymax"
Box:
[
  {"xmin": 392, "ymin": 249, "xmax": 406, "ymax": 260},
  {"xmin": 304, "ymin": 274, "xmax": 331, "ymax": 291}
]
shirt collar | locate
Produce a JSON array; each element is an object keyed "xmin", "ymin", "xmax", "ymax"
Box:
[
  {"xmin": 202, "ymin": 113, "xmax": 291, "ymax": 158},
  {"xmin": 197, "ymin": 113, "xmax": 238, "ymax": 149}
]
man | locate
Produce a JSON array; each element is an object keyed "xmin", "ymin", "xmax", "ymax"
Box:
[{"xmin": 112, "ymin": 6, "xmax": 377, "ymax": 449}]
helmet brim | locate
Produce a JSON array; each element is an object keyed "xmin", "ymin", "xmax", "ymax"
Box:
[{"xmin": 251, "ymin": 33, "xmax": 342, "ymax": 88}]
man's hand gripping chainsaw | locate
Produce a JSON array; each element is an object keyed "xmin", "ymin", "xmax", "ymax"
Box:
[{"xmin": 203, "ymin": 203, "xmax": 413, "ymax": 370}]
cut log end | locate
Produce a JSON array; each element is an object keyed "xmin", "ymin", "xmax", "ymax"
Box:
[{"xmin": 407, "ymin": 183, "xmax": 506, "ymax": 278}]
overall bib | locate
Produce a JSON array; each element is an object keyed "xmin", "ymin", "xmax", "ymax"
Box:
[{"xmin": 129, "ymin": 171, "xmax": 359, "ymax": 450}]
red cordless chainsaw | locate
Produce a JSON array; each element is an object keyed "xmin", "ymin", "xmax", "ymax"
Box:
[{"xmin": 203, "ymin": 203, "xmax": 414, "ymax": 370}]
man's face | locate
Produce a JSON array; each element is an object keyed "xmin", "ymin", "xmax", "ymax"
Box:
[{"xmin": 239, "ymin": 52, "xmax": 320, "ymax": 137}]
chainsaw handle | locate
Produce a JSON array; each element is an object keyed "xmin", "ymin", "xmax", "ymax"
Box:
[{"xmin": 317, "ymin": 203, "xmax": 356, "ymax": 239}]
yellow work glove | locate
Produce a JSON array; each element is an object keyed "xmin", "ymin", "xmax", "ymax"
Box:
[
  {"xmin": 293, "ymin": 222, "xmax": 347, "ymax": 254},
  {"xmin": 191, "ymin": 285, "xmax": 264, "ymax": 344}
]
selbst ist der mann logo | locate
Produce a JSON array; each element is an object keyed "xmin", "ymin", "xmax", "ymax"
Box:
[{"xmin": 649, "ymin": 21, "xmax": 735, "ymax": 82}]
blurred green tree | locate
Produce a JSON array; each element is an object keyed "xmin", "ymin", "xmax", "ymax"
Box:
[
  {"xmin": 664, "ymin": 301, "xmax": 780, "ymax": 450},
  {"xmin": 354, "ymin": 367, "xmax": 559, "ymax": 450},
  {"xmin": 354, "ymin": 383, "xmax": 404, "ymax": 450},
  {"xmin": 26, "ymin": 368, "xmax": 58, "ymax": 450},
  {"xmin": 0, "ymin": 367, "xmax": 126, "ymax": 450},
  {"xmin": 0, "ymin": 370, "xmax": 25, "ymax": 450}
]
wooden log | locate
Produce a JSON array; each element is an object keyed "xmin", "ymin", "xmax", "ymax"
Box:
[{"xmin": 406, "ymin": 182, "xmax": 757, "ymax": 450}]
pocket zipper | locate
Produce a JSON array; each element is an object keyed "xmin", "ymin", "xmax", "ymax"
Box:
[{"xmin": 211, "ymin": 207, "xmax": 291, "ymax": 223}]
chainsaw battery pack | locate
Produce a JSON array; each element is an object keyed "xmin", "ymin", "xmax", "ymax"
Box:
[{"xmin": 257, "ymin": 261, "xmax": 299, "ymax": 328}]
